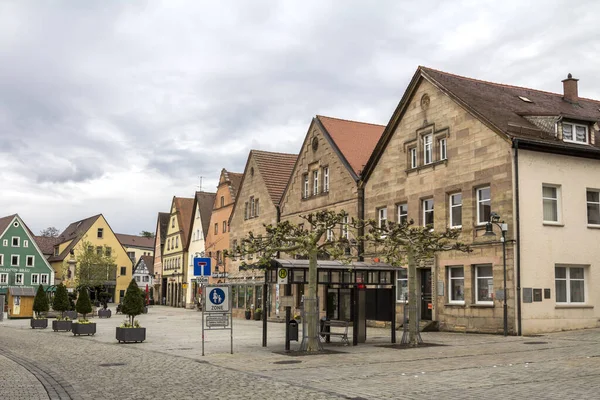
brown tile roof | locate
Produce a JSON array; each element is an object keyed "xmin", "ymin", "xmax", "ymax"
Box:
[
  {"xmin": 48, "ymin": 214, "xmax": 101, "ymax": 262},
  {"xmin": 134, "ymin": 255, "xmax": 155, "ymax": 276},
  {"xmin": 157, "ymin": 212, "xmax": 170, "ymax": 246},
  {"xmin": 0, "ymin": 214, "xmax": 17, "ymax": 236},
  {"xmin": 115, "ymin": 233, "xmax": 155, "ymax": 249},
  {"xmin": 195, "ymin": 191, "xmax": 216, "ymax": 239},
  {"xmin": 34, "ymin": 235, "xmax": 61, "ymax": 256},
  {"xmin": 174, "ymin": 197, "xmax": 194, "ymax": 250},
  {"xmin": 252, "ymin": 150, "xmax": 298, "ymax": 205},
  {"xmin": 316, "ymin": 115, "xmax": 386, "ymax": 177},
  {"xmin": 227, "ymin": 171, "xmax": 244, "ymax": 200},
  {"xmin": 420, "ymin": 67, "xmax": 600, "ymax": 150}
]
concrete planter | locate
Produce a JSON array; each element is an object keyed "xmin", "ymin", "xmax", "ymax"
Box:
[
  {"xmin": 116, "ymin": 327, "xmax": 146, "ymax": 343},
  {"xmin": 64, "ymin": 311, "xmax": 78, "ymax": 320},
  {"xmin": 30, "ymin": 318, "xmax": 48, "ymax": 329},
  {"xmin": 52, "ymin": 320, "xmax": 72, "ymax": 332},
  {"xmin": 98, "ymin": 309, "xmax": 112, "ymax": 318},
  {"xmin": 72, "ymin": 322, "xmax": 96, "ymax": 336}
]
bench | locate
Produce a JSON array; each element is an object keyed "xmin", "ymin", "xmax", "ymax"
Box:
[{"xmin": 320, "ymin": 319, "xmax": 350, "ymax": 346}]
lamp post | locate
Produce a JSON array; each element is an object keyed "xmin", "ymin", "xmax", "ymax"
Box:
[{"xmin": 484, "ymin": 212, "xmax": 508, "ymax": 336}]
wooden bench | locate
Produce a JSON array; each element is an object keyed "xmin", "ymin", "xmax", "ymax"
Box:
[{"xmin": 320, "ymin": 319, "xmax": 350, "ymax": 345}]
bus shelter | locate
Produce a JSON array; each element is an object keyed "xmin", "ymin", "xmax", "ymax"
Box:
[{"xmin": 257, "ymin": 259, "xmax": 402, "ymax": 348}]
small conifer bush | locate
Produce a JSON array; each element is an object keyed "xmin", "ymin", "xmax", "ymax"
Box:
[
  {"xmin": 121, "ymin": 279, "xmax": 144, "ymax": 327},
  {"xmin": 75, "ymin": 287, "xmax": 92, "ymax": 321},
  {"xmin": 53, "ymin": 283, "xmax": 70, "ymax": 319},
  {"xmin": 32, "ymin": 284, "xmax": 49, "ymax": 318}
]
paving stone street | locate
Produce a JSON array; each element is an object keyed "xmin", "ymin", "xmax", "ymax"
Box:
[{"xmin": 1, "ymin": 306, "xmax": 599, "ymax": 399}]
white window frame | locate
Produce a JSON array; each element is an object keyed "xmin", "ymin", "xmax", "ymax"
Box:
[
  {"xmin": 378, "ymin": 207, "xmax": 388, "ymax": 228},
  {"xmin": 0, "ymin": 254, "xmax": 3, "ymax": 266},
  {"xmin": 23, "ymin": 240, "xmax": 29, "ymax": 248},
  {"xmin": 396, "ymin": 269, "xmax": 408, "ymax": 302},
  {"xmin": 422, "ymin": 199, "xmax": 434, "ymax": 227},
  {"xmin": 97, "ymin": 228, "xmax": 104, "ymax": 238},
  {"xmin": 250, "ymin": 196, "xmax": 255, "ymax": 217},
  {"xmin": 439, "ymin": 138, "xmax": 447, "ymax": 160},
  {"xmin": 323, "ymin": 167, "xmax": 329, "ymax": 192},
  {"xmin": 2, "ymin": 239, "xmax": 7, "ymax": 246},
  {"xmin": 0, "ymin": 273, "xmax": 7, "ymax": 284},
  {"xmin": 342, "ymin": 216, "xmax": 349, "ymax": 239},
  {"xmin": 397, "ymin": 203, "xmax": 408, "ymax": 225},
  {"xmin": 11, "ymin": 254, "xmax": 19, "ymax": 267},
  {"xmin": 40, "ymin": 274, "xmax": 49, "ymax": 285},
  {"xmin": 555, "ymin": 265, "xmax": 586, "ymax": 304},
  {"xmin": 31, "ymin": 274, "xmax": 39, "ymax": 285},
  {"xmin": 542, "ymin": 185, "xmax": 561, "ymax": 224},
  {"xmin": 423, "ymin": 134, "xmax": 433, "ymax": 165},
  {"xmin": 326, "ymin": 228, "xmax": 334, "ymax": 241},
  {"xmin": 15, "ymin": 273, "xmax": 24, "ymax": 285},
  {"xmin": 448, "ymin": 266, "xmax": 465, "ymax": 304},
  {"xmin": 410, "ymin": 148, "xmax": 417, "ymax": 169},
  {"xmin": 563, "ymin": 122, "xmax": 588, "ymax": 144},
  {"xmin": 26, "ymin": 255, "xmax": 34, "ymax": 267},
  {"xmin": 449, "ymin": 193, "xmax": 462, "ymax": 228},
  {"xmin": 475, "ymin": 265, "xmax": 494, "ymax": 305},
  {"xmin": 476, "ymin": 187, "xmax": 491, "ymax": 225},
  {"xmin": 11, "ymin": 236, "xmax": 20, "ymax": 247},
  {"xmin": 303, "ymin": 174, "xmax": 309, "ymax": 198},
  {"xmin": 586, "ymin": 189, "xmax": 600, "ymax": 226},
  {"xmin": 313, "ymin": 170, "xmax": 319, "ymax": 195}
]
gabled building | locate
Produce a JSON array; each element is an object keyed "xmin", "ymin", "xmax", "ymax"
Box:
[
  {"xmin": 48, "ymin": 214, "xmax": 131, "ymax": 303},
  {"xmin": 0, "ymin": 214, "xmax": 55, "ymax": 318},
  {"xmin": 187, "ymin": 191, "xmax": 216, "ymax": 308},
  {"xmin": 34, "ymin": 236, "xmax": 61, "ymax": 260},
  {"xmin": 133, "ymin": 255, "xmax": 154, "ymax": 299},
  {"xmin": 228, "ymin": 150, "xmax": 297, "ymax": 317},
  {"xmin": 163, "ymin": 197, "xmax": 194, "ymax": 307},
  {"xmin": 153, "ymin": 212, "xmax": 170, "ymax": 305},
  {"xmin": 361, "ymin": 66, "xmax": 600, "ymax": 334},
  {"xmin": 204, "ymin": 169, "xmax": 242, "ymax": 286},
  {"xmin": 116, "ymin": 233, "xmax": 154, "ymax": 266}
]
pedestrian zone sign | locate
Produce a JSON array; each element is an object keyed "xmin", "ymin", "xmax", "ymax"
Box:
[
  {"xmin": 205, "ymin": 286, "xmax": 230, "ymax": 312},
  {"xmin": 194, "ymin": 257, "xmax": 211, "ymax": 276}
]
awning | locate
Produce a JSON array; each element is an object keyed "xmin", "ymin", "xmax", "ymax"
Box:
[{"xmin": 8, "ymin": 286, "xmax": 36, "ymax": 296}]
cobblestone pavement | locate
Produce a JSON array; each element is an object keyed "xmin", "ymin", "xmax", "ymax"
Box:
[{"xmin": 1, "ymin": 306, "xmax": 599, "ymax": 399}]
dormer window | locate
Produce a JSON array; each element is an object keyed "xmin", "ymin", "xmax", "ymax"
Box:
[{"xmin": 563, "ymin": 122, "xmax": 588, "ymax": 144}]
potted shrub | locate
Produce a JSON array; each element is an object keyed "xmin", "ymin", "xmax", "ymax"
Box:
[
  {"xmin": 116, "ymin": 279, "xmax": 146, "ymax": 343},
  {"xmin": 72, "ymin": 287, "xmax": 96, "ymax": 336},
  {"xmin": 98, "ymin": 292, "xmax": 111, "ymax": 318},
  {"xmin": 31, "ymin": 284, "xmax": 49, "ymax": 329},
  {"xmin": 52, "ymin": 283, "xmax": 72, "ymax": 332},
  {"xmin": 253, "ymin": 308, "xmax": 262, "ymax": 321}
]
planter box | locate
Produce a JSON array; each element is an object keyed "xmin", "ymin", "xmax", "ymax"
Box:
[
  {"xmin": 72, "ymin": 322, "xmax": 96, "ymax": 336},
  {"xmin": 116, "ymin": 327, "xmax": 146, "ymax": 343},
  {"xmin": 253, "ymin": 312, "xmax": 262, "ymax": 321},
  {"xmin": 52, "ymin": 320, "xmax": 72, "ymax": 332},
  {"xmin": 31, "ymin": 318, "xmax": 48, "ymax": 329},
  {"xmin": 98, "ymin": 309, "xmax": 112, "ymax": 318},
  {"xmin": 64, "ymin": 311, "xmax": 78, "ymax": 320}
]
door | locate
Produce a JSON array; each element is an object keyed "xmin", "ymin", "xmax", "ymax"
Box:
[{"xmin": 420, "ymin": 269, "xmax": 432, "ymax": 320}]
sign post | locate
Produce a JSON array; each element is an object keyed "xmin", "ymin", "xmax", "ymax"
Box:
[{"xmin": 202, "ymin": 284, "xmax": 233, "ymax": 356}]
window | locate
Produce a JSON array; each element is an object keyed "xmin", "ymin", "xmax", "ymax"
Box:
[
  {"xmin": 40, "ymin": 274, "xmax": 49, "ymax": 285},
  {"xmin": 255, "ymin": 198, "xmax": 259, "ymax": 216},
  {"xmin": 0, "ymin": 273, "xmax": 7, "ymax": 284},
  {"xmin": 31, "ymin": 274, "xmax": 39, "ymax": 285},
  {"xmin": 475, "ymin": 265, "xmax": 493, "ymax": 304},
  {"xmin": 439, "ymin": 138, "xmax": 447, "ymax": 160},
  {"xmin": 23, "ymin": 240, "xmax": 28, "ymax": 248},
  {"xmin": 172, "ymin": 218, "xmax": 175, "ymax": 228},
  {"xmin": 313, "ymin": 170, "xmax": 319, "ymax": 195},
  {"xmin": 175, "ymin": 237, "xmax": 179, "ymax": 248},
  {"xmin": 220, "ymin": 196, "xmax": 225, "ymax": 207},
  {"xmin": 127, "ymin": 251, "xmax": 135, "ymax": 261},
  {"xmin": 15, "ymin": 273, "xmax": 23, "ymax": 285},
  {"xmin": 135, "ymin": 276, "xmax": 140, "ymax": 282},
  {"xmin": 120, "ymin": 266, "xmax": 127, "ymax": 276},
  {"xmin": 198, "ymin": 229, "xmax": 202, "ymax": 241},
  {"xmin": 555, "ymin": 266, "xmax": 585, "ymax": 303},
  {"xmin": 423, "ymin": 134, "xmax": 433, "ymax": 165},
  {"xmin": 143, "ymin": 276, "xmax": 149, "ymax": 282},
  {"xmin": 97, "ymin": 228, "xmax": 104, "ymax": 238},
  {"xmin": 223, "ymin": 221, "xmax": 227, "ymax": 233},
  {"xmin": 0, "ymin": 254, "xmax": 3, "ymax": 266},
  {"xmin": 303, "ymin": 174, "xmax": 309, "ymax": 198},
  {"xmin": 106, "ymin": 247, "xmax": 112, "ymax": 257},
  {"xmin": 12, "ymin": 237, "xmax": 19, "ymax": 247},
  {"xmin": 326, "ymin": 228, "xmax": 334, "ymax": 241},
  {"xmin": 449, "ymin": 193, "xmax": 462, "ymax": 228},
  {"xmin": 477, "ymin": 187, "xmax": 491, "ymax": 225},
  {"xmin": 397, "ymin": 269, "xmax": 408, "ymax": 302},
  {"xmin": 250, "ymin": 196, "xmax": 255, "ymax": 217},
  {"xmin": 410, "ymin": 148, "xmax": 417, "ymax": 169},
  {"xmin": 26, "ymin": 255, "xmax": 34, "ymax": 267},
  {"xmin": 587, "ymin": 190, "xmax": 600, "ymax": 225},
  {"xmin": 323, "ymin": 167, "xmax": 329, "ymax": 192},
  {"xmin": 11, "ymin": 255, "xmax": 19, "ymax": 266},
  {"xmin": 543, "ymin": 185, "xmax": 560, "ymax": 223},
  {"xmin": 448, "ymin": 266, "xmax": 464, "ymax": 303},
  {"xmin": 341, "ymin": 216, "xmax": 349, "ymax": 239},
  {"xmin": 423, "ymin": 199, "xmax": 434, "ymax": 226},
  {"xmin": 192, "ymin": 231, "xmax": 196, "ymax": 241},
  {"xmin": 563, "ymin": 122, "xmax": 588, "ymax": 144},
  {"xmin": 96, "ymin": 246, "xmax": 103, "ymax": 256},
  {"xmin": 214, "ymin": 223, "xmax": 218, "ymax": 234},
  {"xmin": 378, "ymin": 208, "xmax": 387, "ymax": 228},
  {"xmin": 244, "ymin": 202, "xmax": 248, "ymax": 219},
  {"xmin": 119, "ymin": 290, "xmax": 125, "ymax": 299},
  {"xmin": 397, "ymin": 204, "xmax": 408, "ymax": 225},
  {"xmin": 3, "ymin": 239, "xmax": 8, "ymax": 246}
]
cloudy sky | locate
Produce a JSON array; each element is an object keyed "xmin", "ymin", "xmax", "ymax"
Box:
[{"xmin": 1, "ymin": 0, "xmax": 599, "ymax": 236}]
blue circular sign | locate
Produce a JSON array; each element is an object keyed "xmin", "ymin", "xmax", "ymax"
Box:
[{"xmin": 209, "ymin": 288, "xmax": 226, "ymax": 305}]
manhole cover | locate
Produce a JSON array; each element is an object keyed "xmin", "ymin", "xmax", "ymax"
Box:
[
  {"xmin": 523, "ymin": 341, "xmax": 548, "ymax": 345},
  {"xmin": 273, "ymin": 360, "xmax": 302, "ymax": 365},
  {"xmin": 99, "ymin": 363, "xmax": 126, "ymax": 367}
]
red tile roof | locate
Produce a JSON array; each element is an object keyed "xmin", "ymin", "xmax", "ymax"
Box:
[
  {"xmin": 34, "ymin": 235, "xmax": 61, "ymax": 256},
  {"xmin": 48, "ymin": 215, "xmax": 101, "ymax": 262},
  {"xmin": 252, "ymin": 150, "xmax": 298, "ymax": 204},
  {"xmin": 174, "ymin": 197, "xmax": 194, "ymax": 250},
  {"xmin": 316, "ymin": 115, "xmax": 386, "ymax": 176},
  {"xmin": 0, "ymin": 214, "xmax": 17, "ymax": 236},
  {"xmin": 115, "ymin": 233, "xmax": 155, "ymax": 249},
  {"xmin": 195, "ymin": 191, "xmax": 216, "ymax": 239}
]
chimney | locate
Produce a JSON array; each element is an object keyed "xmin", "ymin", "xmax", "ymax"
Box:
[{"xmin": 562, "ymin": 73, "xmax": 579, "ymax": 103}]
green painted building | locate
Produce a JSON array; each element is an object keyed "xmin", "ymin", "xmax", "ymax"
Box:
[{"xmin": 0, "ymin": 214, "xmax": 55, "ymax": 316}]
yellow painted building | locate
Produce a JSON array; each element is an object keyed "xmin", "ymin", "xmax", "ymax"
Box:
[{"xmin": 48, "ymin": 214, "xmax": 132, "ymax": 303}]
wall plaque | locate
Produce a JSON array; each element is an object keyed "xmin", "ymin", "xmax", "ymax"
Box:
[
  {"xmin": 522, "ymin": 288, "xmax": 533, "ymax": 303},
  {"xmin": 533, "ymin": 289, "xmax": 543, "ymax": 302}
]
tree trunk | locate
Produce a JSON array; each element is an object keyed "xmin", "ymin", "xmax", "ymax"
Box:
[
  {"xmin": 408, "ymin": 249, "xmax": 419, "ymax": 346},
  {"xmin": 306, "ymin": 248, "xmax": 319, "ymax": 352}
]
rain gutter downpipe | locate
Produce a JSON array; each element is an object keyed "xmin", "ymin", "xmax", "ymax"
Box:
[{"xmin": 513, "ymin": 139, "xmax": 522, "ymax": 336}]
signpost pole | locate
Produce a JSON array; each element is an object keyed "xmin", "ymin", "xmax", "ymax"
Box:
[
  {"xmin": 230, "ymin": 289, "xmax": 233, "ymax": 355},
  {"xmin": 201, "ymin": 295, "xmax": 205, "ymax": 356}
]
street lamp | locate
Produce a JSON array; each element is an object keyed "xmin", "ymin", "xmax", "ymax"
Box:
[{"xmin": 483, "ymin": 212, "xmax": 509, "ymax": 337}]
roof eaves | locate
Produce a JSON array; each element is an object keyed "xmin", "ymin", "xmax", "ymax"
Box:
[{"xmin": 315, "ymin": 116, "xmax": 360, "ymax": 182}]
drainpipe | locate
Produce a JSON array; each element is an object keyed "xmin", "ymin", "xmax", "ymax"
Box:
[
  {"xmin": 514, "ymin": 139, "xmax": 522, "ymax": 336},
  {"xmin": 357, "ymin": 184, "xmax": 365, "ymax": 262}
]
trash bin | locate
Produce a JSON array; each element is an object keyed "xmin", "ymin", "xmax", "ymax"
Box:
[{"xmin": 289, "ymin": 319, "xmax": 299, "ymax": 341}]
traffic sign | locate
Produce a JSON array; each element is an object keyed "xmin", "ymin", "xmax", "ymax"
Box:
[
  {"xmin": 194, "ymin": 257, "xmax": 212, "ymax": 276},
  {"xmin": 277, "ymin": 268, "xmax": 288, "ymax": 284},
  {"xmin": 206, "ymin": 313, "xmax": 229, "ymax": 327},
  {"xmin": 205, "ymin": 286, "xmax": 230, "ymax": 312}
]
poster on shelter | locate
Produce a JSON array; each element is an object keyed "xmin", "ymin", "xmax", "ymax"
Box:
[{"xmin": 13, "ymin": 295, "xmax": 21, "ymax": 315}]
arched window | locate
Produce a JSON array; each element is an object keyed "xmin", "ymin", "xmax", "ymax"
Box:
[{"xmin": 220, "ymin": 196, "xmax": 225, "ymax": 207}]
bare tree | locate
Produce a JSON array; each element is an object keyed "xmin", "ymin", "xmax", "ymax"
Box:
[
  {"xmin": 139, "ymin": 231, "xmax": 155, "ymax": 238},
  {"xmin": 39, "ymin": 227, "xmax": 60, "ymax": 237}
]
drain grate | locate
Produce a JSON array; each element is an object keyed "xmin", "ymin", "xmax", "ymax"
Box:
[
  {"xmin": 99, "ymin": 363, "xmax": 126, "ymax": 367},
  {"xmin": 523, "ymin": 341, "xmax": 548, "ymax": 345},
  {"xmin": 273, "ymin": 360, "xmax": 302, "ymax": 365}
]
